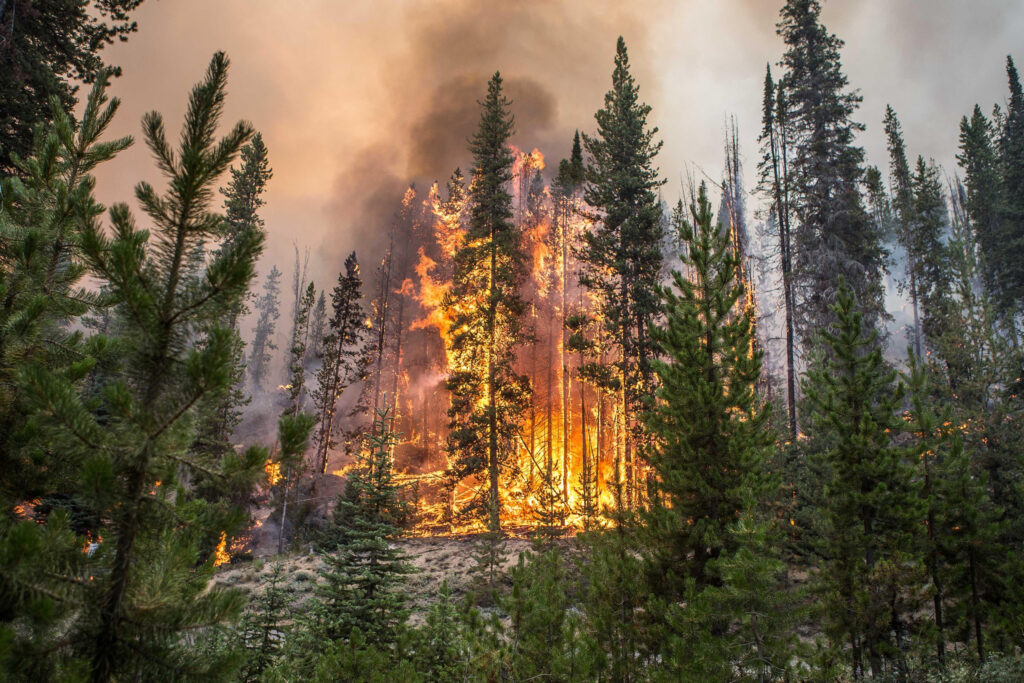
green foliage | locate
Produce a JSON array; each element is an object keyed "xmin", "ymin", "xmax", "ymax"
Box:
[
  {"xmin": 643, "ymin": 182, "xmax": 773, "ymax": 594},
  {"xmin": 12, "ymin": 52, "xmax": 268, "ymax": 679},
  {"xmin": 644, "ymin": 182, "xmax": 796, "ymax": 679},
  {"xmin": 0, "ymin": 0, "xmax": 145, "ymax": 174},
  {"xmin": 803, "ymin": 280, "xmax": 923, "ymax": 678},
  {"xmin": 504, "ymin": 547, "xmax": 593, "ymax": 680},
  {"xmin": 285, "ymin": 280, "xmax": 316, "ymax": 415},
  {"xmin": 238, "ymin": 562, "xmax": 294, "ymax": 681},
  {"xmin": 0, "ymin": 72, "xmax": 131, "ymax": 506},
  {"xmin": 310, "ymin": 406, "xmax": 413, "ymax": 645}
]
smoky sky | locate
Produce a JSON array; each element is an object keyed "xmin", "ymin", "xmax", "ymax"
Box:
[{"xmin": 88, "ymin": 0, "xmax": 1024, "ymax": 293}]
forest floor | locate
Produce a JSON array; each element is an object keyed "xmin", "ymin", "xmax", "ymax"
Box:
[{"xmin": 212, "ymin": 534, "xmax": 550, "ymax": 620}]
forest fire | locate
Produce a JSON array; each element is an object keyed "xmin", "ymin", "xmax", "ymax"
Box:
[{"xmin": 355, "ymin": 142, "xmax": 623, "ymax": 534}]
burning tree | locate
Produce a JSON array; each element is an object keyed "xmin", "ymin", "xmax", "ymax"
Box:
[{"xmin": 444, "ymin": 72, "xmax": 531, "ymax": 533}]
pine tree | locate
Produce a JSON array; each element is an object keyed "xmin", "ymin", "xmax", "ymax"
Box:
[
  {"xmin": 408, "ymin": 581, "xmax": 476, "ymax": 682},
  {"xmin": 238, "ymin": 562, "xmax": 295, "ymax": 682},
  {"xmin": 997, "ymin": 56, "xmax": 1024, "ymax": 314},
  {"xmin": 504, "ymin": 547, "xmax": 590, "ymax": 680},
  {"xmin": 0, "ymin": 0, "xmax": 146, "ymax": 174},
  {"xmin": 444, "ymin": 72, "xmax": 530, "ymax": 533},
  {"xmin": 285, "ymin": 280, "xmax": 315, "ymax": 415},
  {"xmin": 777, "ymin": 0, "xmax": 887, "ymax": 343},
  {"xmin": 643, "ymin": 183, "xmax": 792, "ymax": 678},
  {"xmin": 884, "ymin": 107, "xmax": 950, "ymax": 354},
  {"xmin": 803, "ymin": 281, "xmax": 922, "ymax": 678},
  {"xmin": 20, "ymin": 53, "xmax": 269, "ymax": 679},
  {"xmin": 248, "ymin": 264, "xmax": 282, "ymax": 389},
  {"xmin": 313, "ymin": 252, "xmax": 367, "ymax": 474},
  {"xmin": 909, "ymin": 156, "xmax": 951, "ymax": 340},
  {"xmin": 0, "ymin": 77, "xmax": 131, "ymax": 677},
  {"xmin": 580, "ymin": 37, "xmax": 665, "ymax": 509},
  {"xmin": 884, "ymin": 105, "xmax": 924, "ymax": 356},
  {"xmin": 0, "ymin": 72, "xmax": 130, "ymax": 506},
  {"xmin": 194, "ymin": 133, "xmax": 273, "ymax": 462},
  {"xmin": 958, "ymin": 105, "xmax": 1003, "ymax": 302},
  {"xmin": 312, "ymin": 406, "xmax": 413, "ymax": 644},
  {"xmin": 644, "ymin": 182, "xmax": 773, "ymax": 592}
]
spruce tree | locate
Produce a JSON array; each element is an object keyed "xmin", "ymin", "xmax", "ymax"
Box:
[
  {"xmin": 312, "ymin": 406, "xmax": 413, "ymax": 644},
  {"xmin": 21, "ymin": 53, "xmax": 269, "ymax": 679},
  {"xmin": 248, "ymin": 264, "xmax": 282, "ymax": 389},
  {"xmin": 803, "ymin": 281, "xmax": 922, "ymax": 678},
  {"xmin": 444, "ymin": 72, "xmax": 530, "ymax": 533},
  {"xmin": 580, "ymin": 36, "xmax": 665, "ymax": 508},
  {"xmin": 313, "ymin": 252, "xmax": 367, "ymax": 474},
  {"xmin": 777, "ymin": 0, "xmax": 887, "ymax": 342}
]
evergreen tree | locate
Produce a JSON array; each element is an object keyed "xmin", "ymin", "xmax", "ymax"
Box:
[
  {"xmin": 309, "ymin": 290, "xmax": 327, "ymax": 362},
  {"xmin": 908, "ymin": 156, "xmax": 951, "ymax": 340},
  {"xmin": 221, "ymin": 132, "xmax": 272, "ymax": 242},
  {"xmin": 803, "ymin": 282, "xmax": 922, "ymax": 678},
  {"xmin": 0, "ymin": 72, "xmax": 130, "ymax": 506},
  {"xmin": 444, "ymin": 72, "xmax": 530, "ymax": 533},
  {"xmin": 644, "ymin": 182, "xmax": 773, "ymax": 592},
  {"xmin": 248, "ymin": 264, "xmax": 282, "ymax": 388},
  {"xmin": 194, "ymin": 133, "xmax": 273, "ymax": 462},
  {"xmin": 777, "ymin": 0, "xmax": 887, "ymax": 342},
  {"xmin": 884, "ymin": 107, "xmax": 950, "ymax": 353},
  {"xmin": 313, "ymin": 252, "xmax": 367, "ymax": 474},
  {"xmin": 408, "ymin": 581, "xmax": 480, "ymax": 682},
  {"xmin": 884, "ymin": 105, "xmax": 924, "ymax": 355},
  {"xmin": 0, "ymin": 77, "xmax": 134, "ymax": 677},
  {"xmin": 643, "ymin": 183, "xmax": 793, "ymax": 679},
  {"xmin": 20, "ymin": 53, "xmax": 269, "ymax": 679},
  {"xmin": 311, "ymin": 406, "xmax": 413, "ymax": 644},
  {"xmin": 0, "ymin": 0, "xmax": 146, "ymax": 174},
  {"xmin": 958, "ymin": 105, "xmax": 1003, "ymax": 301},
  {"xmin": 504, "ymin": 547, "xmax": 591, "ymax": 680},
  {"xmin": 997, "ymin": 56, "xmax": 1024, "ymax": 314},
  {"xmin": 580, "ymin": 36, "xmax": 665, "ymax": 508},
  {"xmin": 284, "ymin": 280, "xmax": 315, "ymax": 415},
  {"xmin": 238, "ymin": 562, "xmax": 295, "ymax": 682}
]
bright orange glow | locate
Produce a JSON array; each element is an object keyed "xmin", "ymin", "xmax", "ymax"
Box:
[
  {"xmin": 213, "ymin": 531, "xmax": 230, "ymax": 567},
  {"xmin": 265, "ymin": 460, "xmax": 282, "ymax": 486}
]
